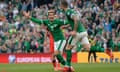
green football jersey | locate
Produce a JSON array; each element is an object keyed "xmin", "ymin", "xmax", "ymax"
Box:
[
  {"xmin": 30, "ymin": 17, "xmax": 67, "ymax": 41},
  {"xmin": 65, "ymin": 8, "xmax": 86, "ymax": 32}
]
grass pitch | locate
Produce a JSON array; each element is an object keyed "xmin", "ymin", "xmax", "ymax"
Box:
[{"xmin": 0, "ymin": 63, "xmax": 120, "ymax": 72}]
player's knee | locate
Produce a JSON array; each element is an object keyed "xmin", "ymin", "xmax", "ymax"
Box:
[{"xmin": 54, "ymin": 51, "xmax": 60, "ymax": 55}]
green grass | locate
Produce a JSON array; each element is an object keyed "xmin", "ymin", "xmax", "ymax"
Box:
[{"xmin": 0, "ymin": 63, "xmax": 120, "ymax": 72}]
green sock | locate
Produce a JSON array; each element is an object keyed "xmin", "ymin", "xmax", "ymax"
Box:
[
  {"xmin": 66, "ymin": 50, "xmax": 72, "ymax": 67},
  {"xmin": 56, "ymin": 54, "xmax": 66, "ymax": 65}
]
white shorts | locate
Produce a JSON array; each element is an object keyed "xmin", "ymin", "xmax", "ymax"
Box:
[
  {"xmin": 54, "ymin": 40, "xmax": 66, "ymax": 52},
  {"xmin": 68, "ymin": 31, "xmax": 90, "ymax": 46}
]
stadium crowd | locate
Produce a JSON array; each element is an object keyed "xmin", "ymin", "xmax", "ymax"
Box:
[{"xmin": 0, "ymin": 0, "xmax": 120, "ymax": 53}]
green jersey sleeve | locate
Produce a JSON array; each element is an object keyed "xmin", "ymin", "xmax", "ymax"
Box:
[{"xmin": 30, "ymin": 17, "xmax": 43, "ymax": 25}]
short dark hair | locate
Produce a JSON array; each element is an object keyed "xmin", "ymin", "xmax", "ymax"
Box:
[
  {"xmin": 48, "ymin": 10, "xmax": 55, "ymax": 13},
  {"xmin": 61, "ymin": 0, "xmax": 68, "ymax": 8},
  {"xmin": 48, "ymin": 5, "xmax": 55, "ymax": 10}
]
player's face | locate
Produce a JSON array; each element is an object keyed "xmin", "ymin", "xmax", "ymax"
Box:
[{"xmin": 48, "ymin": 10, "xmax": 55, "ymax": 22}]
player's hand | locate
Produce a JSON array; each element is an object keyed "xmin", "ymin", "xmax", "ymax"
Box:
[
  {"xmin": 23, "ymin": 11, "xmax": 31, "ymax": 18},
  {"xmin": 70, "ymin": 31, "xmax": 76, "ymax": 36}
]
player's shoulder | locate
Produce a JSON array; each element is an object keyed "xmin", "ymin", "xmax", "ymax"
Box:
[{"xmin": 66, "ymin": 8, "xmax": 75, "ymax": 15}]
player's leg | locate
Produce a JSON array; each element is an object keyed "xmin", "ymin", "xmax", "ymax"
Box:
[
  {"xmin": 52, "ymin": 54, "xmax": 61, "ymax": 71},
  {"xmin": 66, "ymin": 36, "xmax": 74, "ymax": 67},
  {"xmin": 49, "ymin": 33, "xmax": 57, "ymax": 70},
  {"xmin": 64, "ymin": 35, "xmax": 79, "ymax": 72},
  {"xmin": 51, "ymin": 54, "xmax": 56, "ymax": 71},
  {"xmin": 54, "ymin": 40, "xmax": 67, "ymax": 71},
  {"xmin": 65, "ymin": 45, "xmax": 74, "ymax": 72},
  {"xmin": 55, "ymin": 40, "xmax": 66, "ymax": 65},
  {"xmin": 80, "ymin": 32, "xmax": 91, "ymax": 51},
  {"xmin": 51, "ymin": 49, "xmax": 61, "ymax": 71},
  {"xmin": 50, "ymin": 39, "xmax": 60, "ymax": 71}
]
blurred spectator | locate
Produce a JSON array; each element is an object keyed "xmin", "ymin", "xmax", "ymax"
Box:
[{"xmin": 0, "ymin": 0, "xmax": 120, "ymax": 54}]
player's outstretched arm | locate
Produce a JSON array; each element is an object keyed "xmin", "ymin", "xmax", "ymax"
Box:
[{"xmin": 23, "ymin": 11, "xmax": 43, "ymax": 25}]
